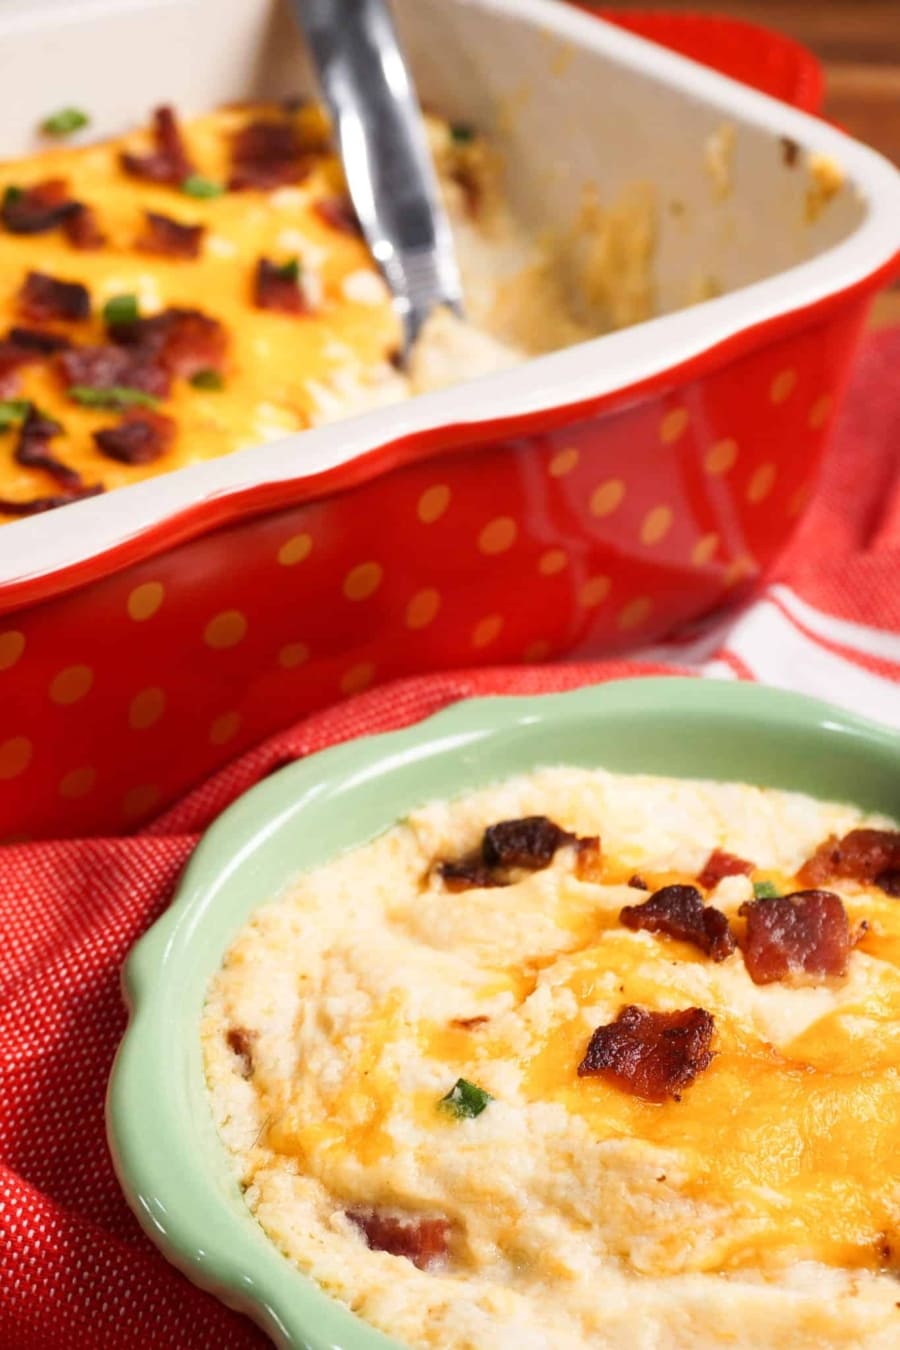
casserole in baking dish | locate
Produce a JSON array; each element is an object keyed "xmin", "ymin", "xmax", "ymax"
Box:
[
  {"xmin": 0, "ymin": 0, "xmax": 898, "ymax": 838},
  {"xmin": 0, "ymin": 100, "xmax": 643, "ymax": 518}
]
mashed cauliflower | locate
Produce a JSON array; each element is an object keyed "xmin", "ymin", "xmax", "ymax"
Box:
[{"xmin": 203, "ymin": 767, "xmax": 900, "ymax": 1349}]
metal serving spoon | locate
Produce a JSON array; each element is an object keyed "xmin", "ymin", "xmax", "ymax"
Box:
[{"xmin": 291, "ymin": 0, "xmax": 464, "ymax": 359}]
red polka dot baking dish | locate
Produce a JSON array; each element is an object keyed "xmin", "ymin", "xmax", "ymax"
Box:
[{"xmin": 0, "ymin": 0, "xmax": 898, "ymax": 839}]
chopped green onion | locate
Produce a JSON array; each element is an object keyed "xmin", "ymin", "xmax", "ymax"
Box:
[
  {"xmin": 275, "ymin": 257, "xmax": 300, "ymax": 283},
  {"xmin": 3, "ymin": 186, "xmax": 23, "ymax": 208},
  {"xmin": 41, "ymin": 107, "xmax": 90, "ymax": 137},
  {"xmin": 438, "ymin": 1078, "xmax": 493, "ymax": 1119},
  {"xmin": 102, "ymin": 294, "xmax": 140, "ymax": 327},
  {"xmin": 181, "ymin": 174, "xmax": 225, "ymax": 200},
  {"xmin": 753, "ymin": 880, "xmax": 780, "ymax": 900},
  {"xmin": 68, "ymin": 385, "xmax": 159, "ymax": 410},
  {"xmin": 189, "ymin": 368, "xmax": 224, "ymax": 391},
  {"xmin": 450, "ymin": 122, "xmax": 475, "ymax": 145},
  {"xmin": 0, "ymin": 399, "xmax": 32, "ymax": 430}
]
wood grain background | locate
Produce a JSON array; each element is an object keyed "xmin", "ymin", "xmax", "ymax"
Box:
[{"xmin": 599, "ymin": 1, "xmax": 900, "ymax": 324}]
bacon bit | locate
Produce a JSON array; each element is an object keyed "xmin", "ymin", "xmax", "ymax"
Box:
[
  {"xmin": 63, "ymin": 202, "xmax": 106, "ymax": 250},
  {"xmin": 120, "ymin": 105, "xmax": 194, "ymax": 185},
  {"xmin": 136, "ymin": 210, "xmax": 205, "ymax": 260},
  {"xmin": 110, "ymin": 307, "xmax": 227, "ymax": 380},
  {"xmin": 780, "ymin": 136, "xmax": 800, "ymax": 168},
  {"xmin": 0, "ymin": 484, "xmax": 103, "ymax": 516},
  {"xmin": 799, "ymin": 828, "xmax": 900, "ymax": 888},
  {"xmin": 483, "ymin": 817, "xmax": 576, "ymax": 870},
  {"xmin": 0, "ymin": 342, "xmax": 40, "ymax": 397},
  {"xmin": 225, "ymin": 1027, "xmax": 255, "ymax": 1078},
  {"xmin": 229, "ymin": 119, "xmax": 312, "ymax": 190},
  {"xmin": 437, "ymin": 815, "xmax": 592, "ymax": 891},
  {"xmin": 93, "ymin": 409, "xmax": 176, "ymax": 465},
  {"xmin": 437, "ymin": 858, "xmax": 503, "ymax": 892},
  {"xmin": 697, "ymin": 848, "xmax": 755, "ymax": 889},
  {"xmin": 253, "ymin": 257, "xmax": 308, "ymax": 314},
  {"xmin": 57, "ymin": 344, "xmax": 171, "ymax": 399},
  {"xmin": 573, "ymin": 835, "xmax": 603, "ymax": 882},
  {"xmin": 450, "ymin": 1015, "xmax": 490, "ymax": 1030},
  {"xmin": 18, "ymin": 271, "xmax": 90, "ymax": 323},
  {"xmin": 314, "ymin": 194, "xmax": 362, "ymax": 235},
  {"xmin": 578, "ymin": 1005, "xmax": 715, "ymax": 1103},
  {"xmin": 8, "ymin": 326, "xmax": 72, "ymax": 354},
  {"xmin": 14, "ymin": 407, "xmax": 82, "ymax": 489},
  {"xmin": 450, "ymin": 160, "xmax": 483, "ymax": 219},
  {"xmin": 738, "ymin": 889, "xmax": 851, "ymax": 984},
  {"xmin": 627, "ymin": 874, "xmax": 649, "ymax": 891},
  {"xmin": 621, "ymin": 884, "xmax": 736, "ymax": 962},
  {"xmin": 346, "ymin": 1211, "xmax": 450, "ymax": 1270},
  {"xmin": 1, "ymin": 178, "xmax": 80, "ymax": 234},
  {"xmin": 876, "ymin": 869, "xmax": 900, "ymax": 898}
]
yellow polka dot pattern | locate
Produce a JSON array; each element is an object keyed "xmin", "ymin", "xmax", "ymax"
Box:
[
  {"xmin": 50, "ymin": 665, "xmax": 94, "ymax": 706},
  {"xmin": 724, "ymin": 554, "xmax": 755, "ymax": 588},
  {"xmin": 209, "ymin": 711, "xmax": 242, "ymax": 746},
  {"xmin": 127, "ymin": 581, "xmax": 164, "ymax": 621},
  {"xmin": 0, "ymin": 736, "xmax": 32, "ymax": 780},
  {"xmin": 2, "ymin": 349, "xmax": 837, "ymax": 838},
  {"xmin": 691, "ymin": 533, "xmax": 719, "ymax": 567},
  {"xmin": 809, "ymin": 394, "xmax": 833, "ymax": 430},
  {"xmin": 472, "ymin": 614, "xmax": 504, "ymax": 648},
  {"xmin": 417, "ymin": 484, "xmax": 450, "ymax": 524},
  {"xmin": 618, "ymin": 596, "xmax": 652, "ymax": 631},
  {"xmin": 129, "ymin": 687, "xmax": 166, "ymax": 731},
  {"xmin": 538, "ymin": 549, "xmax": 568, "ymax": 576},
  {"xmin": 277, "ymin": 533, "xmax": 313, "ymax": 566},
  {"xmin": 523, "ymin": 639, "xmax": 551, "ymax": 663},
  {"xmin": 478, "ymin": 517, "xmax": 517, "ymax": 555},
  {"xmin": 579, "ymin": 576, "xmax": 611, "ymax": 608},
  {"xmin": 705, "ymin": 439, "xmax": 738, "ymax": 475},
  {"xmin": 0, "ymin": 630, "xmax": 25, "ymax": 671},
  {"xmin": 59, "ymin": 766, "xmax": 97, "ymax": 800},
  {"xmin": 122, "ymin": 783, "xmax": 162, "ymax": 820},
  {"xmin": 770, "ymin": 369, "xmax": 797, "ymax": 405},
  {"xmin": 341, "ymin": 662, "xmax": 376, "ymax": 696},
  {"xmin": 278, "ymin": 642, "xmax": 310, "ymax": 669},
  {"xmin": 589, "ymin": 479, "xmax": 625, "ymax": 519},
  {"xmin": 405, "ymin": 588, "xmax": 441, "ymax": 630},
  {"xmin": 640, "ymin": 505, "xmax": 673, "ymax": 547},
  {"xmin": 343, "ymin": 562, "xmax": 383, "ymax": 601},
  {"xmin": 660, "ymin": 408, "xmax": 689, "ymax": 444},
  {"xmin": 548, "ymin": 447, "xmax": 579, "ymax": 477},
  {"xmin": 747, "ymin": 463, "xmax": 776, "ymax": 505},
  {"xmin": 204, "ymin": 610, "xmax": 248, "ymax": 649}
]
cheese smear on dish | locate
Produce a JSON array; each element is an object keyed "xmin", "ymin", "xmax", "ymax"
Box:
[{"xmin": 203, "ymin": 767, "xmax": 900, "ymax": 1349}]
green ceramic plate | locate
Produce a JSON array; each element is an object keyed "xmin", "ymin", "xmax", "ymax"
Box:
[{"xmin": 106, "ymin": 677, "xmax": 900, "ymax": 1349}]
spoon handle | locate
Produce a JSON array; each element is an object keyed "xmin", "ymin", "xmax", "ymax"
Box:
[{"xmin": 292, "ymin": 0, "xmax": 463, "ymax": 350}]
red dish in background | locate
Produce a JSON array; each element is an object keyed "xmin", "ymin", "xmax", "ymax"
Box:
[
  {"xmin": 597, "ymin": 9, "xmax": 824, "ymax": 113},
  {"xmin": 0, "ymin": 0, "xmax": 896, "ymax": 840}
]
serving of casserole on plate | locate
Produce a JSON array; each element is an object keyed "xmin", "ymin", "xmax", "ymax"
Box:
[
  {"xmin": 108, "ymin": 679, "xmax": 900, "ymax": 1350},
  {"xmin": 1, "ymin": 0, "xmax": 898, "ymax": 846}
]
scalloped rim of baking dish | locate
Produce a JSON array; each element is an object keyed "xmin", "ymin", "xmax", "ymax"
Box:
[
  {"xmin": 1, "ymin": 0, "xmax": 899, "ymax": 605},
  {"xmin": 106, "ymin": 676, "xmax": 900, "ymax": 1350}
]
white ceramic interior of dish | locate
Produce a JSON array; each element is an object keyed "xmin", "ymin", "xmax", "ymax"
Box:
[{"xmin": 1, "ymin": 0, "xmax": 898, "ymax": 585}]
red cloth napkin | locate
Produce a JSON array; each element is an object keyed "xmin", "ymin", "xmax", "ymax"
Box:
[{"xmin": 1, "ymin": 327, "xmax": 898, "ymax": 1349}]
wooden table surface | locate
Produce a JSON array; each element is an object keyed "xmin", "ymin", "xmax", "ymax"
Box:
[{"xmin": 600, "ymin": 1, "xmax": 900, "ymax": 325}]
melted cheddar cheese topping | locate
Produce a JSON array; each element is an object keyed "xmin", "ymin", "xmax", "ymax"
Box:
[
  {"xmin": 1, "ymin": 102, "xmax": 595, "ymax": 521},
  {"xmin": 203, "ymin": 767, "xmax": 900, "ymax": 1349}
]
